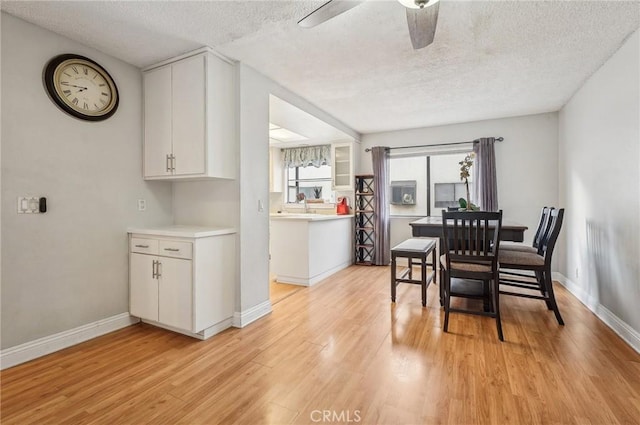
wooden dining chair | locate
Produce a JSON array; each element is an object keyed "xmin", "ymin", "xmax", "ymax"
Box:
[
  {"xmin": 441, "ymin": 210, "xmax": 504, "ymax": 341},
  {"xmin": 501, "ymin": 206, "xmax": 553, "ymax": 254},
  {"xmin": 499, "ymin": 208, "xmax": 565, "ymax": 325}
]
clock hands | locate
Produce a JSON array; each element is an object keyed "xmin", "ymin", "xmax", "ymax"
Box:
[{"xmin": 60, "ymin": 81, "xmax": 88, "ymax": 91}]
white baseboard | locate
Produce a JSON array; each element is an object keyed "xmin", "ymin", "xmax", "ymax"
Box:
[
  {"xmin": 275, "ymin": 260, "xmax": 352, "ymax": 286},
  {"xmin": 140, "ymin": 317, "xmax": 234, "ymax": 340},
  {"xmin": 554, "ymin": 273, "xmax": 640, "ymax": 354},
  {"xmin": 233, "ymin": 300, "xmax": 272, "ymax": 328},
  {"xmin": 0, "ymin": 313, "xmax": 139, "ymax": 370}
]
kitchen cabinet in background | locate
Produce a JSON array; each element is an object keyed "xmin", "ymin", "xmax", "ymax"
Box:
[
  {"xmin": 331, "ymin": 142, "xmax": 354, "ymax": 191},
  {"xmin": 143, "ymin": 48, "xmax": 236, "ymax": 180}
]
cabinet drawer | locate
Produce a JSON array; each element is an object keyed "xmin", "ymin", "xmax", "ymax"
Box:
[
  {"xmin": 131, "ymin": 238, "xmax": 158, "ymax": 255},
  {"xmin": 159, "ymin": 240, "xmax": 192, "ymax": 259}
]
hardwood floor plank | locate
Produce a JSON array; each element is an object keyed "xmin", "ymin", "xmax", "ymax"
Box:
[{"xmin": 2, "ymin": 265, "xmax": 639, "ymax": 424}]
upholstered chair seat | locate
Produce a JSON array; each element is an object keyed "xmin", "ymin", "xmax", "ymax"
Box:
[
  {"xmin": 498, "ymin": 250, "xmax": 544, "ymax": 267},
  {"xmin": 440, "ymin": 254, "xmax": 493, "ymax": 273},
  {"xmin": 499, "ymin": 242, "xmax": 538, "ymax": 254}
]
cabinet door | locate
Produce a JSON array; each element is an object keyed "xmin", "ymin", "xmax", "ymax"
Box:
[
  {"xmin": 172, "ymin": 55, "xmax": 206, "ymax": 176},
  {"xmin": 143, "ymin": 66, "xmax": 173, "ymax": 178},
  {"xmin": 332, "ymin": 143, "xmax": 353, "ymax": 190},
  {"xmin": 130, "ymin": 253, "xmax": 159, "ymax": 321},
  {"xmin": 158, "ymin": 257, "xmax": 193, "ymax": 331}
]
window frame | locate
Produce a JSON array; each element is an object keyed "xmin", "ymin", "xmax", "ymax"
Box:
[
  {"xmin": 389, "ymin": 151, "xmax": 472, "ymax": 217},
  {"xmin": 285, "ymin": 164, "xmax": 333, "ymax": 204}
]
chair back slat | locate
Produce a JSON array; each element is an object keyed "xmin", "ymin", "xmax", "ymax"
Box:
[
  {"xmin": 533, "ymin": 207, "xmax": 554, "ymax": 250},
  {"xmin": 441, "ymin": 210, "xmax": 503, "ymax": 267},
  {"xmin": 539, "ymin": 208, "xmax": 564, "ymax": 264}
]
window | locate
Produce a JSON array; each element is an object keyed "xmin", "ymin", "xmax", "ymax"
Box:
[
  {"xmin": 389, "ymin": 152, "xmax": 472, "ymax": 216},
  {"xmin": 286, "ymin": 164, "xmax": 334, "ymax": 203},
  {"xmin": 434, "ymin": 183, "xmax": 466, "ymax": 208}
]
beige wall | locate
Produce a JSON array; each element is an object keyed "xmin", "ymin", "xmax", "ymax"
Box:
[
  {"xmin": 1, "ymin": 14, "xmax": 173, "ymax": 349},
  {"xmin": 559, "ymin": 30, "xmax": 640, "ymax": 336},
  {"xmin": 359, "ymin": 112, "xmax": 560, "ymax": 255}
]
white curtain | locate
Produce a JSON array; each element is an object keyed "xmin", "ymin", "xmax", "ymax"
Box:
[{"xmin": 281, "ymin": 145, "xmax": 331, "ymax": 168}]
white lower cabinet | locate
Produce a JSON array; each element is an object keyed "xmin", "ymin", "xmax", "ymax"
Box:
[
  {"xmin": 130, "ymin": 253, "xmax": 160, "ymax": 322},
  {"xmin": 128, "ymin": 226, "xmax": 236, "ymax": 339},
  {"xmin": 158, "ymin": 256, "xmax": 193, "ymax": 330}
]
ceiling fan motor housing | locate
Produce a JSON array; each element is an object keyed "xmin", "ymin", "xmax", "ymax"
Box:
[{"xmin": 398, "ymin": 0, "xmax": 440, "ymax": 9}]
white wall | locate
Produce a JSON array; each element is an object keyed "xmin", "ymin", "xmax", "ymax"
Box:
[
  {"xmin": 0, "ymin": 14, "xmax": 173, "ymax": 349},
  {"xmin": 558, "ymin": 30, "xmax": 640, "ymax": 336},
  {"xmin": 172, "ymin": 62, "xmax": 359, "ymax": 318},
  {"xmin": 360, "ymin": 113, "xmax": 559, "ymax": 255}
]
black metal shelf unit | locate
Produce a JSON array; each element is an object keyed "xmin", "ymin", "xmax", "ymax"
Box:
[{"xmin": 354, "ymin": 174, "xmax": 375, "ymax": 265}]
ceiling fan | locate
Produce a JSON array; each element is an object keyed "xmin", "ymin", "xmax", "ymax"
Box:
[{"xmin": 298, "ymin": 0, "xmax": 440, "ymax": 50}]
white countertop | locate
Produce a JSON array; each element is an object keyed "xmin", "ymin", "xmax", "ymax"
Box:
[
  {"xmin": 269, "ymin": 213, "xmax": 354, "ymax": 222},
  {"xmin": 128, "ymin": 225, "xmax": 236, "ymax": 238}
]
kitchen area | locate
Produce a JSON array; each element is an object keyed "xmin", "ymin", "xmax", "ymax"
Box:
[{"xmin": 268, "ymin": 95, "xmax": 359, "ymax": 298}]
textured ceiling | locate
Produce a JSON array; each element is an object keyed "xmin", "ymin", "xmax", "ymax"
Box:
[{"xmin": 2, "ymin": 0, "xmax": 639, "ymax": 134}]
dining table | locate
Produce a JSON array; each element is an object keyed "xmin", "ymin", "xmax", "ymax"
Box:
[{"xmin": 409, "ymin": 216, "xmax": 528, "ymax": 242}]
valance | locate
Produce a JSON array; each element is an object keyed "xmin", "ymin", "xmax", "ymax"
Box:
[{"xmin": 282, "ymin": 145, "xmax": 331, "ymax": 168}]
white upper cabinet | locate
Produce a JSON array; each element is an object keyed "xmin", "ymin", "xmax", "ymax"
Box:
[
  {"xmin": 331, "ymin": 142, "xmax": 354, "ymax": 191},
  {"xmin": 171, "ymin": 55, "xmax": 206, "ymax": 176},
  {"xmin": 143, "ymin": 66, "xmax": 172, "ymax": 178},
  {"xmin": 143, "ymin": 49, "xmax": 236, "ymax": 180}
]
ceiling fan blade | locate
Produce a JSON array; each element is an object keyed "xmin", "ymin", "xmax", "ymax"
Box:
[
  {"xmin": 406, "ymin": 1, "xmax": 439, "ymax": 49},
  {"xmin": 298, "ymin": 0, "xmax": 363, "ymax": 28}
]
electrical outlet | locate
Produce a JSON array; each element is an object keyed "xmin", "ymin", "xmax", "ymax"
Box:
[
  {"xmin": 138, "ymin": 199, "xmax": 146, "ymax": 211},
  {"xmin": 17, "ymin": 197, "xmax": 40, "ymax": 214}
]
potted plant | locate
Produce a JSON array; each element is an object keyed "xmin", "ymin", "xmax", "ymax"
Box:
[{"xmin": 458, "ymin": 153, "xmax": 479, "ymax": 211}]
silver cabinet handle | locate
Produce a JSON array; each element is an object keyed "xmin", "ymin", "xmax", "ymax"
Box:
[
  {"xmin": 157, "ymin": 261, "xmax": 162, "ymax": 278},
  {"xmin": 166, "ymin": 154, "xmax": 171, "ymax": 172},
  {"xmin": 135, "ymin": 244, "xmax": 149, "ymax": 248},
  {"xmin": 164, "ymin": 248, "xmax": 180, "ymax": 252},
  {"xmin": 152, "ymin": 260, "xmax": 158, "ymax": 279},
  {"xmin": 171, "ymin": 154, "xmax": 176, "ymax": 172}
]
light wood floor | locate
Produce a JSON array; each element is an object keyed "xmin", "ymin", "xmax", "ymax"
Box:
[
  {"xmin": 270, "ymin": 280, "xmax": 303, "ymax": 305},
  {"xmin": 2, "ymin": 265, "xmax": 640, "ymax": 424}
]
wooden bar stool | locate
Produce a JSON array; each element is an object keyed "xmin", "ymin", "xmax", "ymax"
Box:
[{"xmin": 391, "ymin": 238, "xmax": 437, "ymax": 307}]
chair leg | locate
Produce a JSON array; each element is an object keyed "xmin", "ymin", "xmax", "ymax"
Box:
[
  {"xmin": 483, "ymin": 279, "xmax": 491, "ymax": 312},
  {"xmin": 421, "ymin": 256, "xmax": 427, "ymax": 307},
  {"xmin": 443, "ymin": 270, "xmax": 450, "ymax": 333},
  {"xmin": 543, "ymin": 270, "xmax": 564, "ymax": 325},
  {"xmin": 439, "ymin": 263, "xmax": 444, "ymax": 306},
  {"xmin": 536, "ymin": 270, "xmax": 552, "ymax": 310},
  {"xmin": 391, "ymin": 256, "xmax": 396, "ymax": 302},
  {"xmin": 492, "ymin": 278, "xmax": 504, "ymax": 341}
]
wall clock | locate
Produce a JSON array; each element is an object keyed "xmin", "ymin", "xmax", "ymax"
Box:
[{"xmin": 43, "ymin": 54, "xmax": 119, "ymax": 121}]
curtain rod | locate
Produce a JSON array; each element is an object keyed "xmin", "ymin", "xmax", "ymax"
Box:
[{"xmin": 363, "ymin": 137, "xmax": 504, "ymax": 153}]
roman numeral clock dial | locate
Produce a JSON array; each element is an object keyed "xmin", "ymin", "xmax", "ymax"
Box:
[{"xmin": 44, "ymin": 54, "xmax": 119, "ymax": 121}]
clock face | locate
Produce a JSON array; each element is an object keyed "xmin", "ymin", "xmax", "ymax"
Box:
[{"xmin": 44, "ymin": 54, "xmax": 119, "ymax": 121}]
